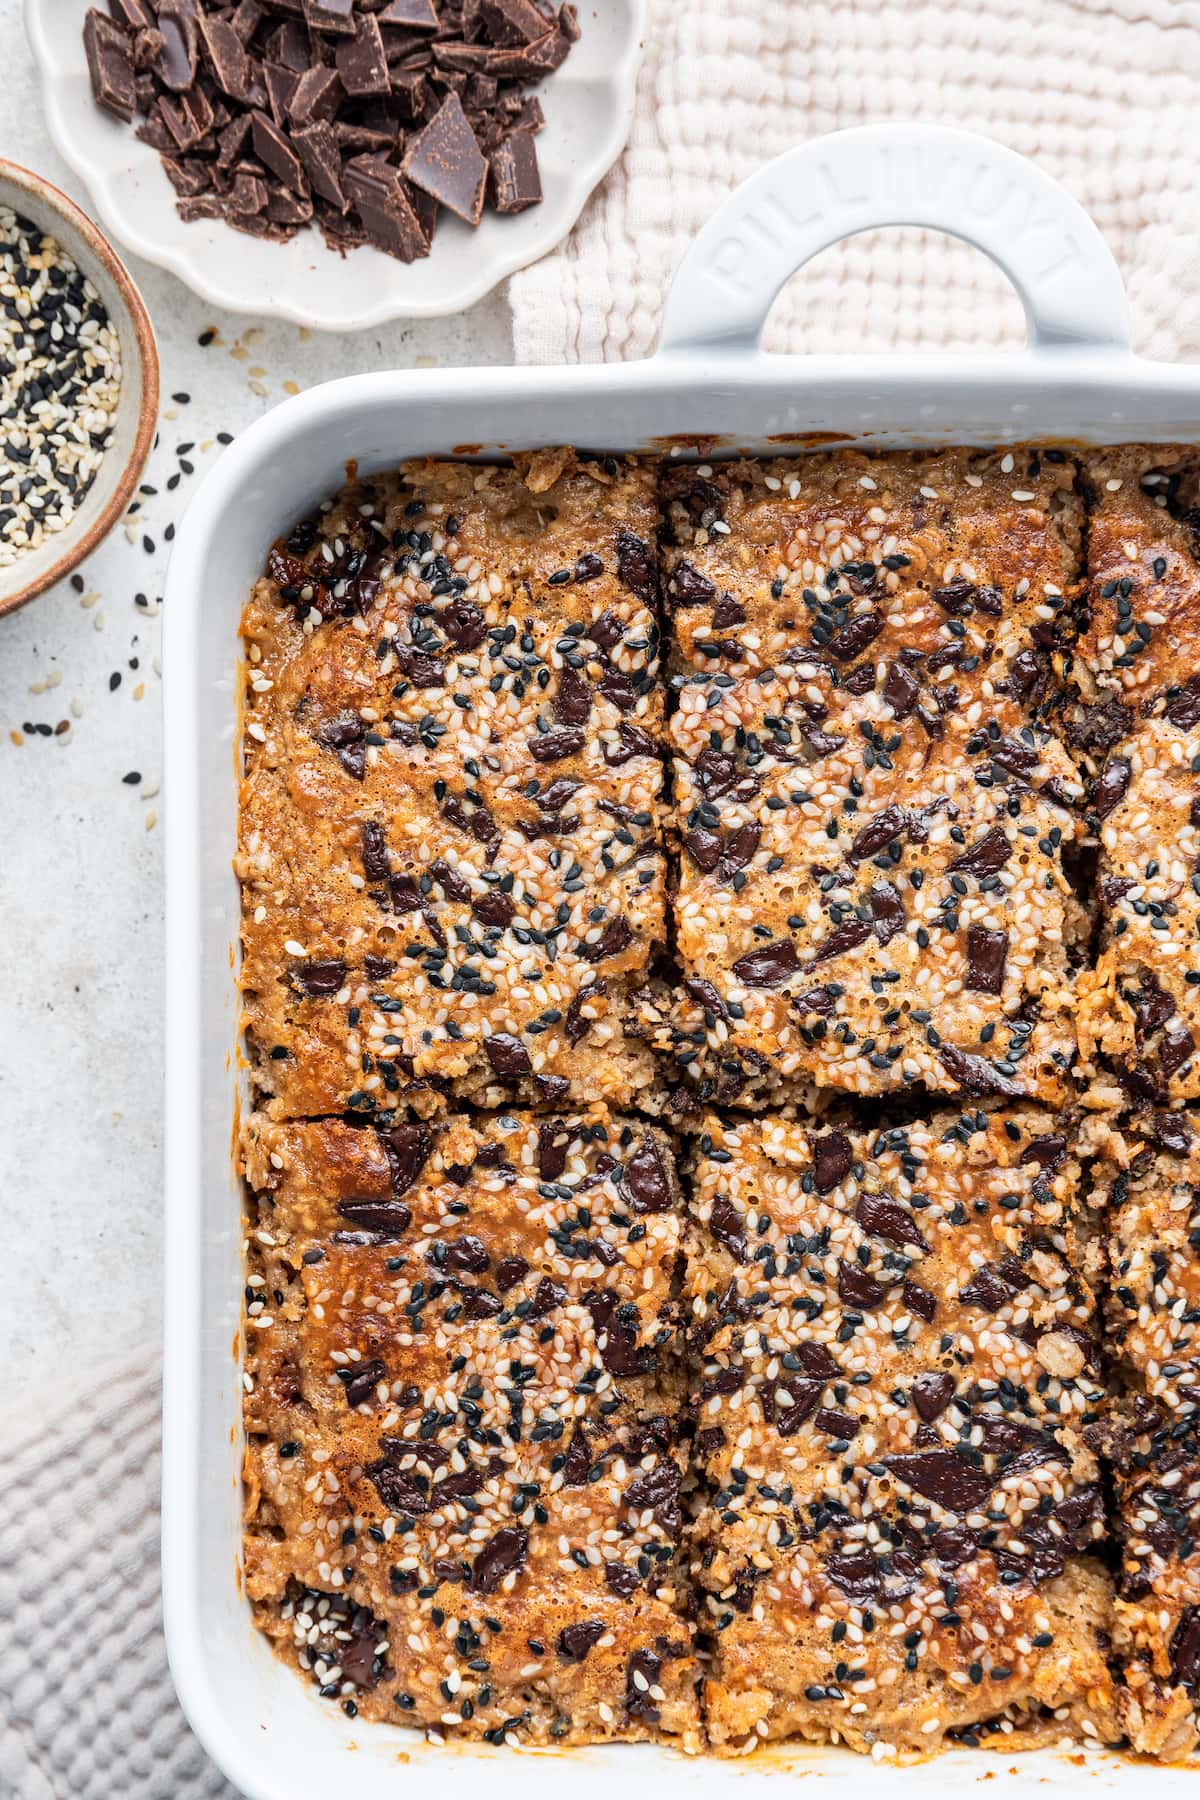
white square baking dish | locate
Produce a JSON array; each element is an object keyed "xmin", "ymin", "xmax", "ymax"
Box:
[{"xmin": 162, "ymin": 122, "xmax": 1200, "ymax": 1799}]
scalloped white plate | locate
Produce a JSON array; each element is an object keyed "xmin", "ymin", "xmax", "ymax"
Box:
[{"xmin": 24, "ymin": 0, "xmax": 643, "ymax": 329}]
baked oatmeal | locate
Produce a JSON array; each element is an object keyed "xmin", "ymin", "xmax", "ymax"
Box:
[
  {"xmin": 241, "ymin": 1104, "xmax": 699, "ymax": 1745},
  {"xmin": 235, "ymin": 441, "xmax": 1200, "ymax": 1763},
  {"xmin": 239, "ymin": 452, "xmax": 666, "ymax": 1120},
  {"xmin": 684, "ymin": 1107, "xmax": 1118, "ymax": 1757},
  {"xmin": 647, "ymin": 451, "xmax": 1088, "ymax": 1112}
]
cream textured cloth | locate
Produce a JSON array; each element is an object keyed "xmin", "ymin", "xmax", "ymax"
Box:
[
  {"xmin": 510, "ymin": 0, "xmax": 1200, "ymax": 364},
  {"xmin": 0, "ymin": 1360, "xmax": 239, "ymax": 1799}
]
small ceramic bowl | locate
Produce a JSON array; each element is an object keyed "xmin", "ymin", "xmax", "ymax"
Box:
[{"xmin": 0, "ymin": 157, "xmax": 158, "ymax": 619}]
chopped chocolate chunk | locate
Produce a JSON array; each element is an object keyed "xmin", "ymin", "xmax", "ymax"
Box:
[
  {"xmin": 529, "ymin": 725, "xmax": 585, "ymax": 762},
  {"xmin": 264, "ymin": 61, "xmax": 299, "ymax": 124},
  {"xmin": 82, "ymin": 0, "xmax": 576, "ymax": 260},
  {"xmin": 582, "ymin": 915, "xmax": 634, "ymax": 963},
  {"xmin": 403, "ymin": 92, "xmax": 487, "ymax": 224},
  {"xmin": 480, "ymin": 0, "xmax": 548, "ymax": 43},
  {"xmin": 836, "ymin": 1261, "xmax": 886, "ymax": 1309},
  {"xmin": 154, "ymin": 0, "xmax": 199, "ymax": 90},
  {"xmin": 731, "ymin": 941, "xmax": 799, "ymax": 988},
  {"xmin": 490, "ymin": 129, "xmax": 540, "ymax": 213},
  {"xmin": 1093, "ymin": 755, "xmax": 1131, "ymax": 820},
  {"xmin": 564, "ymin": 979, "xmax": 604, "ymax": 1044},
  {"xmin": 302, "ymin": 0, "xmax": 355, "ymax": 35},
  {"xmin": 912, "ymin": 1373, "xmax": 955, "ymax": 1423},
  {"xmin": 291, "ymin": 957, "xmax": 346, "ymax": 997},
  {"xmin": 708, "ymin": 1194, "xmax": 747, "ymax": 1261},
  {"xmin": 199, "ymin": 14, "xmax": 262, "ymax": 103},
  {"xmin": 557, "ymin": 1620, "xmax": 605, "ymax": 1663},
  {"xmin": 383, "ymin": 1122, "xmax": 431, "ymax": 1194},
  {"xmin": 827, "ymin": 610, "xmax": 882, "ymax": 661},
  {"xmin": 855, "ymin": 1192, "xmax": 926, "ymax": 1249},
  {"xmin": 483, "ymin": 1032, "xmax": 532, "ymax": 1079},
  {"xmin": 377, "ymin": 0, "xmax": 438, "ymax": 22},
  {"xmin": 615, "ymin": 530, "xmax": 656, "ymax": 604},
  {"xmin": 605, "ymin": 1562, "xmax": 640, "ymax": 1599},
  {"xmin": 160, "ymin": 85, "xmax": 214, "ymax": 151},
  {"xmin": 342, "ymin": 157, "xmax": 433, "ymax": 260},
  {"xmin": 809, "ymin": 1129, "xmax": 852, "ymax": 1195},
  {"xmin": 622, "ymin": 1135, "xmax": 671, "ymax": 1213},
  {"xmin": 335, "ymin": 1197, "xmax": 412, "ymax": 1240},
  {"xmin": 470, "ymin": 1522, "xmax": 524, "ymax": 1591},
  {"xmin": 937, "ymin": 1043, "xmax": 1023, "ymax": 1098},
  {"xmin": 965, "ymin": 925, "xmax": 1008, "ymax": 995},
  {"xmin": 667, "ymin": 561, "xmax": 716, "ymax": 607},
  {"xmin": 884, "ymin": 1450, "xmax": 994, "ymax": 1515},
  {"xmin": 250, "ymin": 109, "xmax": 306, "ymax": 193},
  {"xmin": 287, "ymin": 64, "xmax": 342, "ymax": 126},
  {"xmin": 85, "ymin": 9, "xmax": 137, "ymax": 120},
  {"xmin": 293, "ymin": 120, "xmax": 346, "ymax": 208},
  {"xmin": 948, "ymin": 826, "xmax": 1011, "ymax": 880},
  {"xmin": 336, "ymin": 16, "xmax": 390, "ymax": 96},
  {"xmin": 554, "ymin": 665, "xmax": 592, "ymax": 725}
]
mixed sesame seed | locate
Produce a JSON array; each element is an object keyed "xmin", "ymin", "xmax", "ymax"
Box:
[{"xmin": 0, "ymin": 205, "xmax": 121, "ymax": 569}]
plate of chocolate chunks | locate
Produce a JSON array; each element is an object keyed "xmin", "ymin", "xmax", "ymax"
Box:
[{"xmin": 25, "ymin": 0, "xmax": 644, "ymax": 326}]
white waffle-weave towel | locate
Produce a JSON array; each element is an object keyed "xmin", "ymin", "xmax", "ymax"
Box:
[
  {"xmin": 510, "ymin": 0, "xmax": 1200, "ymax": 363},
  {"xmin": 0, "ymin": 1358, "xmax": 239, "ymax": 1799}
]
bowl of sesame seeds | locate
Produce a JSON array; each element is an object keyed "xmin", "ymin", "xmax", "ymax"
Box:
[{"xmin": 0, "ymin": 156, "xmax": 158, "ymax": 618}]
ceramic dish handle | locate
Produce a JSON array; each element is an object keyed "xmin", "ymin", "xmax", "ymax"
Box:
[{"xmin": 657, "ymin": 123, "xmax": 1131, "ymax": 359}]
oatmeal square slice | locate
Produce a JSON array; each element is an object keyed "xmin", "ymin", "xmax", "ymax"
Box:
[
  {"xmin": 241, "ymin": 1105, "xmax": 698, "ymax": 1746},
  {"xmin": 1074, "ymin": 449, "xmax": 1200, "ymax": 1102},
  {"xmin": 684, "ymin": 1107, "xmax": 1117, "ymax": 1758},
  {"xmin": 1090, "ymin": 1111, "xmax": 1200, "ymax": 1761},
  {"xmin": 651, "ymin": 450, "xmax": 1088, "ymax": 1109},
  {"xmin": 1074, "ymin": 446, "xmax": 1200, "ymax": 742},
  {"xmin": 239, "ymin": 452, "xmax": 666, "ymax": 1120},
  {"xmin": 661, "ymin": 448, "xmax": 1083, "ymax": 703}
]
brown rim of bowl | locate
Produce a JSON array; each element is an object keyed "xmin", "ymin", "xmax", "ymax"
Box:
[{"xmin": 0, "ymin": 156, "xmax": 160, "ymax": 621}]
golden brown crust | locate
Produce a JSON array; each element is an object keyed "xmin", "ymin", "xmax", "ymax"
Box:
[
  {"xmin": 239, "ymin": 454, "xmax": 666, "ymax": 1120},
  {"xmin": 651, "ymin": 450, "xmax": 1087, "ymax": 1111},
  {"xmin": 241, "ymin": 1105, "xmax": 700, "ymax": 1746},
  {"xmin": 685, "ymin": 1107, "xmax": 1119, "ymax": 1757},
  {"xmin": 1074, "ymin": 449, "xmax": 1200, "ymax": 1104},
  {"xmin": 1077, "ymin": 446, "xmax": 1200, "ymax": 718}
]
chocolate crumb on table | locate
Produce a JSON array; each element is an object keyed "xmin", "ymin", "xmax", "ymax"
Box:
[
  {"xmin": 238, "ymin": 451, "xmax": 666, "ymax": 1120},
  {"xmin": 685, "ymin": 1108, "xmax": 1119, "ymax": 1757},
  {"xmin": 240, "ymin": 1105, "xmax": 700, "ymax": 1746},
  {"xmin": 1087, "ymin": 1111, "xmax": 1200, "ymax": 1761},
  {"xmin": 645, "ymin": 451, "xmax": 1088, "ymax": 1112},
  {"xmin": 82, "ymin": 0, "xmax": 574, "ymax": 260},
  {"xmin": 1074, "ymin": 448, "xmax": 1200, "ymax": 1103}
]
